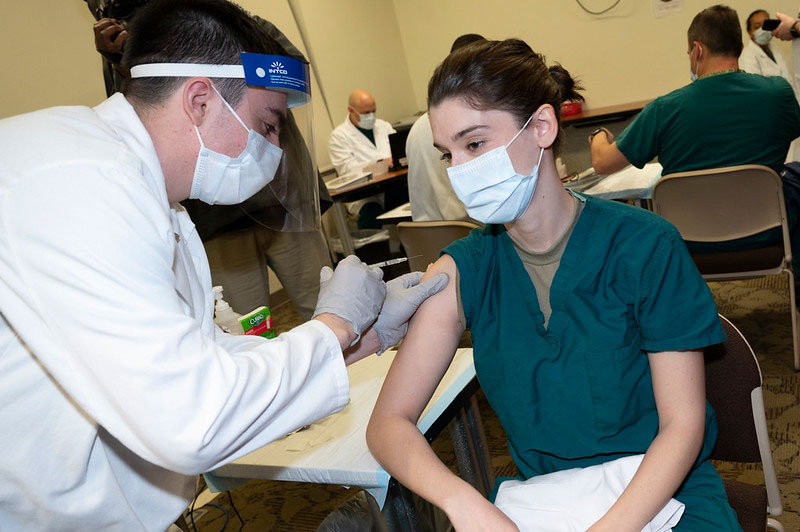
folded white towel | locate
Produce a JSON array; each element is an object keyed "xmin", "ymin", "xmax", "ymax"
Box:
[{"xmin": 494, "ymin": 454, "xmax": 684, "ymax": 532}]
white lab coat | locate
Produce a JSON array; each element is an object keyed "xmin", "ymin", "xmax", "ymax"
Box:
[
  {"xmin": 740, "ymin": 39, "xmax": 792, "ymax": 88},
  {"xmin": 328, "ymin": 115, "xmax": 395, "ymax": 177},
  {"xmin": 0, "ymin": 94, "xmax": 349, "ymax": 531},
  {"xmin": 406, "ymin": 112, "xmax": 470, "ymax": 221}
]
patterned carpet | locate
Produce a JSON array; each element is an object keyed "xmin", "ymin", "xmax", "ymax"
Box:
[{"xmin": 194, "ymin": 276, "xmax": 800, "ymax": 531}]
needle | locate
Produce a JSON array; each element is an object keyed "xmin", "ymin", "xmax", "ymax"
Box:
[{"xmin": 368, "ymin": 255, "xmax": 422, "ymax": 268}]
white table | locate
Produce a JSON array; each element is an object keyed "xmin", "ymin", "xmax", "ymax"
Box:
[{"xmin": 204, "ymin": 348, "xmax": 491, "ymax": 530}]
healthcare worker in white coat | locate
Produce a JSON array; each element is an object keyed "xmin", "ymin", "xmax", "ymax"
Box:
[
  {"xmin": 328, "ymin": 89, "xmax": 396, "ymax": 177},
  {"xmin": 741, "ymin": 9, "xmax": 793, "ymax": 86},
  {"xmin": 0, "ymin": 1, "xmax": 446, "ymax": 530}
]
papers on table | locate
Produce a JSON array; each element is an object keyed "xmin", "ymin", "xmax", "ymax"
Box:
[
  {"xmin": 581, "ymin": 163, "xmax": 663, "ymax": 200},
  {"xmin": 376, "ymin": 202, "xmax": 412, "ymax": 221},
  {"xmin": 325, "ymin": 172, "xmax": 372, "ymax": 192}
]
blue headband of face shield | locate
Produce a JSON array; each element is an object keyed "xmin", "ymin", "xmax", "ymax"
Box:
[{"xmin": 129, "ymin": 52, "xmax": 310, "ymax": 108}]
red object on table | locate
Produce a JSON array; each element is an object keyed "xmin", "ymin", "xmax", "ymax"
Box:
[{"xmin": 561, "ymin": 101, "xmax": 583, "ymax": 116}]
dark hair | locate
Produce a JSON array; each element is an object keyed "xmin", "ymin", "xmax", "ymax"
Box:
[
  {"xmin": 428, "ymin": 38, "xmax": 583, "ymax": 151},
  {"xmin": 746, "ymin": 9, "xmax": 768, "ymax": 32},
  {"xmin": 687, "ymin": 5, "xmax": 743, "ymax": 58},
  {"xmin": 121, "ymin": 0, "xmax": 284, "ymax": 109},
  {"xmin": 450, "ymin": 33, "xmax": 485, "ymax": 54}
]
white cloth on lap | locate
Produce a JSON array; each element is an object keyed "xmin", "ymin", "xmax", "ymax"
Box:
[{"xmin": 494, "ymin": 454, "xmax": 684, "ymax": 532}]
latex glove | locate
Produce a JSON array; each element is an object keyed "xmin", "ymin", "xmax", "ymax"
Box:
[
  {"xmin": 372, "ymin": 271, "xmax": 449, "ymax": 354},
  {"xmin": 313, "ymin": 255, "xmax": 386, "ymax": 343}
]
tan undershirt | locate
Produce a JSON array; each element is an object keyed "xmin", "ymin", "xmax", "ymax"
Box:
[{"xmin": 455, "ymin": 194, "xmax": 584, "ymax": 329}]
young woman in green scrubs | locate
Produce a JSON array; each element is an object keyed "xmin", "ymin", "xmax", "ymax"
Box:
[{"xmin": 366, "ymin": 39, "xmax": 741, "ymax": 531}]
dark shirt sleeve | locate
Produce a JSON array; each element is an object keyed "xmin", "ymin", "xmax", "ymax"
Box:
[
  {"xmin": 778, "ymin": 79, "xmax": 800, "ymax": 141},
  {"xmin": 614, "ymin": 100, "xmax": 662, "ymax": 169},
  {"xmin": 636, "ymin": 227, "xmax": 726, "ymax": 352}
]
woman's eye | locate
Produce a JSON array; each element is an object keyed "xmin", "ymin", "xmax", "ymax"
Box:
[
  {"xmin": 467, "ymin": 140, "xmax": 484, "ymax": 152},
  {"xmin": 440, "ymin": 152, "xmax": 452, "ymax": 162}
]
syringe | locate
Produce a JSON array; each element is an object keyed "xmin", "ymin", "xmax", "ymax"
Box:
[{"xmin": 368, "ymin": 255, "xmax": 422, "ymax": 268}]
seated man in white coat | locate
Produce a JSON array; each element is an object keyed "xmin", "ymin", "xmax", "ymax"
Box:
[
  {"xmin": 329, "ymin": 89, "xmax": 396, "ymax": 228},
  {"xmin": 0, "ymin": 1, "xmax": 446, "ymax": 530},
  {"xmin": 329, "ymin": 89, "xmax": 395, "ymax": 177}
]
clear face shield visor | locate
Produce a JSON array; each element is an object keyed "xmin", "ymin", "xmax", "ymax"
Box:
[{"xmin": 130, "ymin": 52, "xmax": 320, "ymax": 232}]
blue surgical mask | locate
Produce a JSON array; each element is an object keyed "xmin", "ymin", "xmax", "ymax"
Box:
[{"xmin": 446, "ymin": 113, "xmax": 544, "ymax": 224}]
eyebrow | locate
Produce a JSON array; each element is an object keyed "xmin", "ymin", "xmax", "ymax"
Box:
[
  {"xmin": 432, "ymin": 124, "xmax": 488, "ymax": 151},
  {"xmin": 265, "ymin": 106, "xmax": 287, "ymax": 127}
]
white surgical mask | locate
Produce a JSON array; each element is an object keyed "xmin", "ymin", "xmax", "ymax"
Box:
[
  {"xmin": 754, "ymin": 28, "xmax": 773, "ymax": 46},
  {"xmin": 690, "ymin": 46, "xmax": 699, "ymax": 82},
  {"xmin": 358, "ymin": 112, "xmax": 376, "ymax": 129},
  {"xmin": 446, "ymin": 113, "xmax": 544, "ymax": 224},
  {"xmin": 190, "ymin": 85, "xmax": 283, "ymax": 205}
]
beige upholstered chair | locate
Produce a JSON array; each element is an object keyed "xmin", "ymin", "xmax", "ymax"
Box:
[
  {"xmin": 395, "ymin": 221, "xmax": 481, "ymax": 272},
  {"xmin": 651, "ymin": 165, "xmax": 799, "ymax": 370},
  {"xmin": 705, "ymin": 315, "xmax": 784, "ymax": 532}
]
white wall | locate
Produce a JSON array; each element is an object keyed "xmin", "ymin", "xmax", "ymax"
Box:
[
  {"xmin": 2, "ymin": 1, "xmax": 792, "ymax": 148},
  {"xmin": 290, "ymin": 0, "xmax": 419, "ymax": 132},
  {"xmin": 392, "ymin": 0, "xmax": 795, "ymax": 110},
  {"xmin": 0, "ymin": 1, "xmax": 106, "ymax": 117}
]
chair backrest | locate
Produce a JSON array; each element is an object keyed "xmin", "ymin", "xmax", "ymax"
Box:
[
  {"xmin": 396, "ymin": 221, "xmax": 480, "ymax": 271},
  {"xmin": 651, "ymin": 165, "xmax": 789, "ymax": 248},
  {"xmin": 704, "ymin": 315, "xmax": 762, "ymax": 462},
  {"xmin": 705, "ymin": 315, "xmax": 782, "ymax": 515}
]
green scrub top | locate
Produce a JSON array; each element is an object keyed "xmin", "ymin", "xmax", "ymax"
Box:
[
  {"xmin": 615, "ymin": 71, "xmax": 800, "ymax": 176},
  {"xmin": 444, "ymin": 196, "xmax": 741, "ymax": 530}
]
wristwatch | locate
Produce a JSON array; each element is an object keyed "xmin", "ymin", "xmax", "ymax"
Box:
[
  {"xmin": 791, "ymin": 21, "xmax": 800, "ymax": 39},
  {"xmin": 588, "ymin": 127, "xmax": 611, "ymax": 144}
]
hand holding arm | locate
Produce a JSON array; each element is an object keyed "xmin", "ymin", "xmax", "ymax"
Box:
[
  {"xmin": 313, "ymin": 255, "xmax": 386, "ymax": 351},
  {"xmin": 372, "ymin": 270, "xmax": 449, "ymax": 354},
  {"xmin": 587, "ymin": 349, "xmax": 707, "ymax": 532}
]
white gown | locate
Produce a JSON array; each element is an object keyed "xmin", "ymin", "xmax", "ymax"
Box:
[{"xmin": 0, "ymin": 94, "xmax": 349, "ymax": 531}]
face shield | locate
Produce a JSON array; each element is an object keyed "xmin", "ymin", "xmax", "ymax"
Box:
[{"xmin": 129, "ymin": 52, "xmax": 320, "ymax": 232}]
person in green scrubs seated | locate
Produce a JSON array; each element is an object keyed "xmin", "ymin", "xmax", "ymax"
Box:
[{"xmin": 367, "ymin": 38, "xmax": 742, "ymax": 531}]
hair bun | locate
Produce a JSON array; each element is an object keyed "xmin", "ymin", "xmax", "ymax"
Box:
[{"xmin": 548, "ymin": 63, "xmax": 584, "ymax": 103}]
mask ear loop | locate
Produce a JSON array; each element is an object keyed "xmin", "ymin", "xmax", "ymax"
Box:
[
  {"xmin": 505, "ymin": 112, "xmax": 537, "ymax": 148},
  {"xmin": 210, "ymin": 83, "xmax": 250, "ymax": 132},
  {"xmin": 192, "ymin": 83, "xmax": 250, "ymax": 149}
]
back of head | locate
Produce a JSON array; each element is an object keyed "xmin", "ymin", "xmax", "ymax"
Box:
[
  {"xmin": 121, "ymin": 0, "xmax": 284, "ymax": 109},
  {"xmin": 450, "ymin": 33, "xmax": 485, "ymax": 54},
  {"xmin": 687, "ymin": 4, "xmax": 743, "ymax": 58},
  {"xmin": 428, "ymin": 38, "xmax": 583, "ymax": 151}
]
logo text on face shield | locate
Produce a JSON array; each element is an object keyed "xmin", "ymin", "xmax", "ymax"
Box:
[{"xmin": 269, "ymin": 61, "xmax": 288, "ymax": 75}]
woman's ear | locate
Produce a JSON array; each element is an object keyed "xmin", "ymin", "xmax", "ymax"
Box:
[
  {"xmin": 182, "ymin": 77, "xmax": 214, "ymax": 127},
  {"xmin": 532, "ymin": 104, "xmax": 559, "ymax": 149}
]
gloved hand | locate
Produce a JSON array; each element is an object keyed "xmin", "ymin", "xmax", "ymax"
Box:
[
  {"xmin": 313, "ymin": 255, "xmax": 386, "ymax": 343},
  {"xmin": 372, "ymin": 271, "xmax": 449, "ymax": 354}
]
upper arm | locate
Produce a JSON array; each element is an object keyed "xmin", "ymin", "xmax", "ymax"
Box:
[
  {"xmin": 612, "ymin": 103, "xmax": 661, "ymax": 170},
  {"xmin": 647, "ymin": 350, "xmax": 706, "ymax": 434},
  {"xmin": 370, "ymin": 254, "xmax": 464, "ymax": 424}
]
